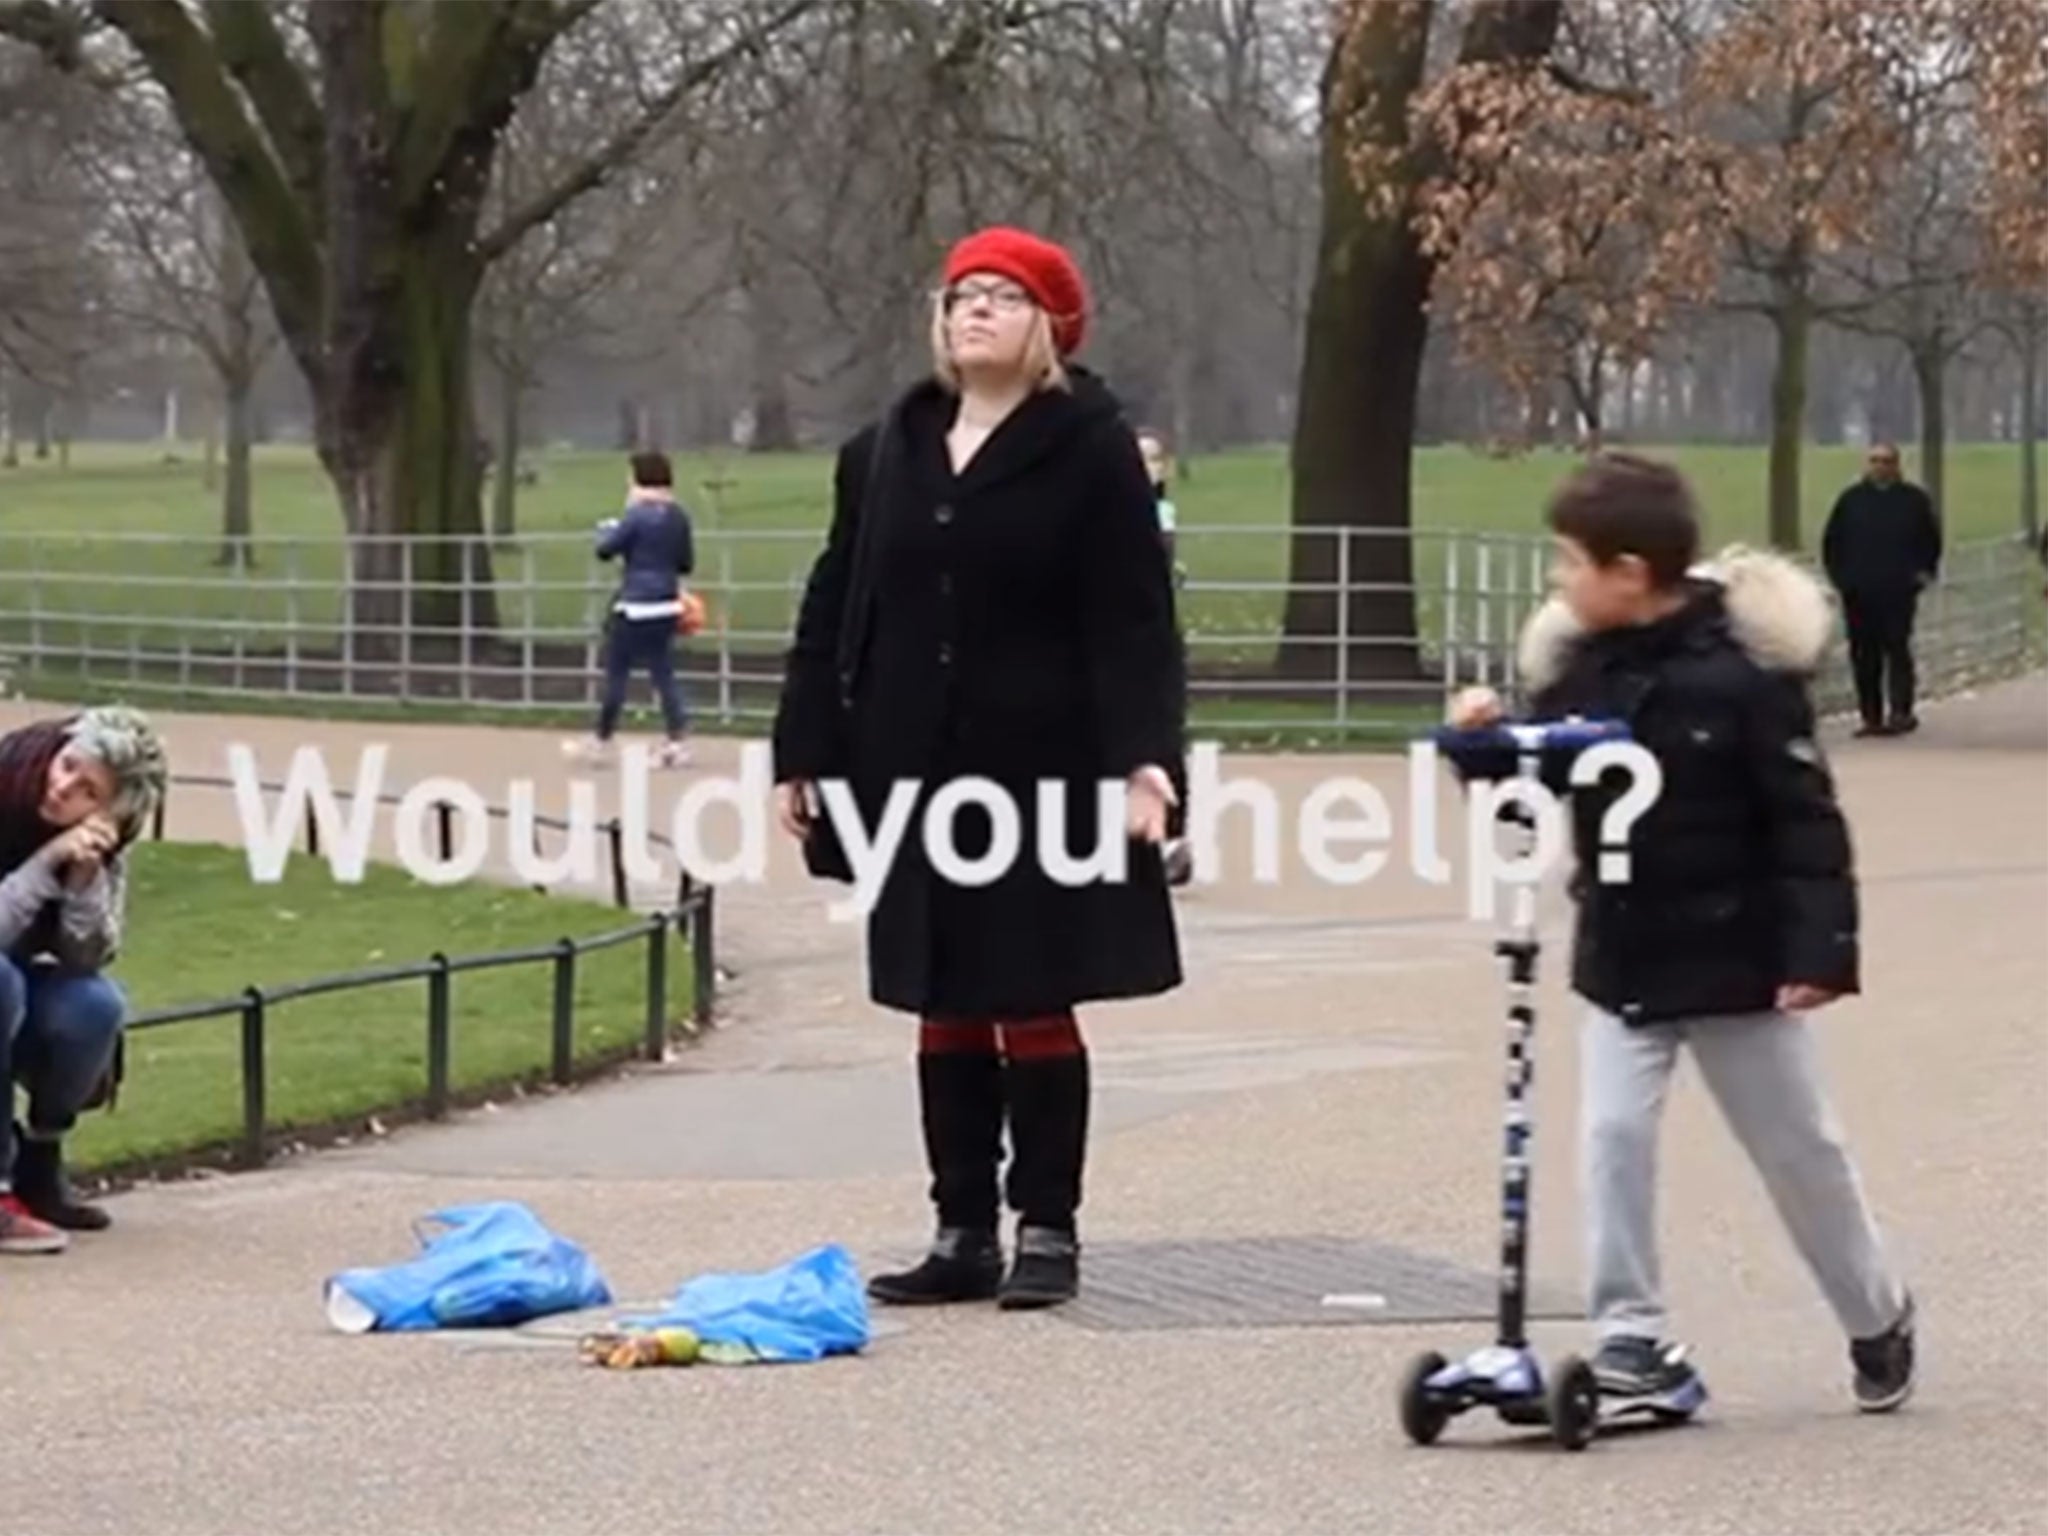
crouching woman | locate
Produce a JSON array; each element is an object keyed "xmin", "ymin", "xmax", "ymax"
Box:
[{"xmin": 0, "ymin": 706, "xmax": 166, "ymax": 1255}]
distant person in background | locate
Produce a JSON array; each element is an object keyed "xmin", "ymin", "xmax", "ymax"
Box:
[
  {"xmin": 0, "ymin": 705, "xmax": 166, "ymax": 1255},
  {"xmin": 1136, "ymin": 427, "xmax": 1184, "ymax": 587},
  {"xmin": 565, "ymin": 450, "xmax": 696, "ymax": 768},
  {"xmin": 1821, "ymin": 443, "xmax": 1941, "ymax": 736}
]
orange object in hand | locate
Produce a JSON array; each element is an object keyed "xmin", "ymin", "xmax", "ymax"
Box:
[{"xmin": 675, "ymin": 590, "xmax": 708, "ymax": 636}]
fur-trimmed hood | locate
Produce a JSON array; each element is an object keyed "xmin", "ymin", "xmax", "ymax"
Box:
[{"xmin": 1517, "ymin": 544, "xmax": 1835, "ymax": 696}]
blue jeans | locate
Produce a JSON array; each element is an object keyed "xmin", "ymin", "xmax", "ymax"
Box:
[
  {"xmin": 597, "ymin": 614, "xmax": 688, "ymax": 740},
  {"xmin": 0, "ymin": 955, "xmax": 126, "ymax": 1182}
]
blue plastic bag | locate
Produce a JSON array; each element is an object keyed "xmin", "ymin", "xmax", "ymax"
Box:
[
  {"xmin": 622, "ymin": 1243, "xmax": 870, "ymax": 1363},
  {"xmin": 324, "ymin": 1201, "xmax": 613, "ymax": 1333}
]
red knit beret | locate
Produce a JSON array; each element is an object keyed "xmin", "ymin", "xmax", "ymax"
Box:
[{"xmin": 942, "ymin": 226, "xmax": 1089, "ymax": 355}]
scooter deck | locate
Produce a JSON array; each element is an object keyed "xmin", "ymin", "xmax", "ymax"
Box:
[{"xmin": 1595, "ymin": 1375, "xmax": 1709, "ymax": 1426}]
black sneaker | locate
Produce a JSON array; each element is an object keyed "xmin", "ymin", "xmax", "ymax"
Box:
[
  {"xmin": 1593, "ymin": 1335, "xmax": 1700, "ymax": 1398},
  {"xmin": 13, "ymin": 1131, "xmax": 111, "ymax": 1232},
  {"xmin": 998, "ymin": 1225, "xmax": 1079, "ymax": 1310},
  {"xmin": 1851, "ymin": 1293, "xmax": 1915, "ymax": 1412},
  {"xmin": 867, "ymin": 1227, "xmax": 1003, "ymax": 1305}
]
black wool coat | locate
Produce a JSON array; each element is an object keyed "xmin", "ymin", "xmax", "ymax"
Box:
[
  {"xmin": 771, "ymin": 368, "xmax": 1187, "ymax": 1018},
  {"xmin": 1452, "ymin": 549, "xmax": 1859, "ymax": 1025},
  {"xmin": 1820, "ymin": 478, "xmax": 1941, "ymax": 598}
]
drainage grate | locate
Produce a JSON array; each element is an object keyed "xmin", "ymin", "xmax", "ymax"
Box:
[{"xmin": 1046, "ymin": 1235, "xmax": 1579, "ymax": 1332}]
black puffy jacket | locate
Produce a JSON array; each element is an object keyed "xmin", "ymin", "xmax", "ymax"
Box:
[{"xmin": 1454, "ymin": 549, "xmax": 1859, "ymax": 1025}]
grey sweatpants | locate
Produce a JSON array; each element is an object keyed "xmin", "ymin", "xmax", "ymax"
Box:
[{"xmin": 1581, "ymin": 1005, "xmax": 1908, "ymax": 1343}]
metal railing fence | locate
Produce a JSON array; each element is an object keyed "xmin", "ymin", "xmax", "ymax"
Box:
[
  {"xmin": 107, "ymin": 770, "xmax": 718, "ymax": 1170},
  {"xmin": 1, "ymin": 524, "xmax": 2037, "ymax": 735}
]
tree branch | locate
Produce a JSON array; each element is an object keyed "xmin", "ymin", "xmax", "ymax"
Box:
[
  {"xmin": 1545, "ymin": 60, "xmax": 1649, "ymax": 106},
  {"xmin": 0, "ymin": 0, "xmax": 129, "ymax": 87},
  {"xmin": 395, "ymin": 0, "xmax": 532, "ymax": 209},
  {"xmin": 476, "ymin": 0, "xmax": 826, "ymax": 265},
  {"xmin": 202, "ymin": 0, "xmax": 326, "ymax": 226},
  {"xmin": 0, "ymin": 0, "xmax": 90, "ymax": 69},
  {"xmin": 92, "ymin": 0, "xmax": 323, "ymax": 366}
]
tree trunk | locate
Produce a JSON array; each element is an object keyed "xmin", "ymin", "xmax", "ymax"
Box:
[
  {"xmin": 2020, "ymin": 304, "xmax": 2041, "ymax": 543},
  {"xmin": 216, "ymin": 366, "xmax": 255, "ymax": 568},
  {"xmin": 1910, "ymin": 332, "xmax": 1946, "ymax": 517},
  {"xmin": 751, "ymin": 380, "xmax": 796, "ymax": 453},
  {"xmin": 1767, "ymin": 284, "xmax": 1811, "ymax": 549},
  {"xmin": 1281, "ymin": 0, "xmax": 1564, "ymax": 684},
  {"xmin": 32, "ymin": 394, "xmax": 50, "ymax": 460},
  {"xmin": 493, "ymin": 366, "xmax": 521, "ymax": 543},
  {"xmin": 0, "ymin": 376, "xmax": 15, "ymax": 468},
  {"xmin": 1871, "ymin": 349, "xmax": 1915, "ymax": 444},
  {"xmin": 1279, "ymin": 0, "xmax": 1436, "ymax": 683},
  {"xmin": 1556, "ymin": 356, "xmax": 1605, "ymax": 456},
  {"xmin": 202, "ymin": 403, "xmax": 221, "ymax": 493},
  {"xmin": 325, "ymin": 245, "xmax": 500, "ymax": 657},
  {"xmin": 744, "ymin": 272, "xmax": 797, "ymax": 452}
]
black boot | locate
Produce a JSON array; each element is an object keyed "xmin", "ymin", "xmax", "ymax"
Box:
[
  {"xmin": 14, "ymin": 1129, "xmax": 110, "ymax": 1232},
  {"xmin": 999, "ymin": 1050, "xmax": 1089, "ymax": 1309},
  {"xmin": 868, "ymin": 1049, "xmax": 1005, "ymax": 1305},
  {"xmin": 867, "ymin": 1225, "xmax": 1004, "ymax": 1305},
  {"xmin": 1000, "ymin": 1225, "xmax": 1080, "ymax": 1310}
]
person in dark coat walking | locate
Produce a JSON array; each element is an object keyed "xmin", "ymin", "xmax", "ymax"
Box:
[
  {"xmin": 1820, "ymin": 443, "xmax": 1941, "ymax": 735},
  {"xmin": 770, "ymin": 226, "xmax": 1185, "ymax": 1310}
]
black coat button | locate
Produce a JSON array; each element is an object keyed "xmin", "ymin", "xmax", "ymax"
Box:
[
  {"xmin": 938, "ymin": 642, "xmax": 953, "ymax": 665},
  {"xmin": 934, "ymin": 504, "xmax": 954, "ymax": 525}
]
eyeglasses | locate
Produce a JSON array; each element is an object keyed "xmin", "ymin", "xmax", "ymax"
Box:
[{"xmin": 940, "ymin": 280, "xmax": 1035, "ymax": 313}]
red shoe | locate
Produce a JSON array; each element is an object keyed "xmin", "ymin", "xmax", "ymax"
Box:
[{"xmin": 0, "ymin": 1192, "xmax": 68, "ymax": 1254}]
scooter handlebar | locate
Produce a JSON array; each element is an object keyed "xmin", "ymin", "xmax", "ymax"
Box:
[{"xmin": 1429, "ymin": 716, "xmax": 1634, "ymax": 755}]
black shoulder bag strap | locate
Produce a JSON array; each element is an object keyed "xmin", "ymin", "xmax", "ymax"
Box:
[{"xmin": 833, "ymin": 407, "xmax": 895, "ymax": 711}]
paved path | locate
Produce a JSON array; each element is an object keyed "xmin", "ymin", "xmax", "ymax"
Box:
[{"xmin": 1, "ymin": 675, "xmax": 2044, "ymax": 1536}]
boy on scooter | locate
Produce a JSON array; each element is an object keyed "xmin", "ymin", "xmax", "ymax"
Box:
[{"xmin": 1446, "ymin": 452, "xmax": 1916, "ymax": 1415}]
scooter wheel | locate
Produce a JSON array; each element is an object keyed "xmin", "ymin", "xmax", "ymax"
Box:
[
  {"xmin": 1547, "ymin": 1355, "xmax": 1599, "ymax": 1451},
  {"xmin": 1399, "ymin": 1350, "xmax": 1451, "ymax": 1445}
]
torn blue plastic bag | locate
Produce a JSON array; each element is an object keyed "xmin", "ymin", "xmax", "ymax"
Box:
[
  {"xmin": 620, "ymin": 1243, "xmax": 870, "ymax": 1363},
  {"xmin": 324, "ymin": 1201, "xmax": 612, "ymax": 1333}
]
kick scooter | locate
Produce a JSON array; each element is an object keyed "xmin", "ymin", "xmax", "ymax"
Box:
[{"xmin": 1395, "ymin": 716, "xmax": 1705, "ymax": 1451}]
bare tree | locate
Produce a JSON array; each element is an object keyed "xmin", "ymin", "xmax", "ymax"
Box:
[
  {"xmin": 474, "ymin": 27, "xmax": 674, "ymax": 541},
  {"xmin": 1821, "ymin": 74, "xmax": 1990, "ymax": 516},
  {"xmin": 0, "ymin": 0, "xmax": 829, "ymax": 648},
  {"xmin": 73, "ymin": 89, "xmax": 280, "ymax": 561},
  {"xmin": 1281, "ymin": 0, "xmax": 1566, "ymax": 684},
  {"xmin": 0, "ymin": 44, "xmax": 108, "ymax": 466}
]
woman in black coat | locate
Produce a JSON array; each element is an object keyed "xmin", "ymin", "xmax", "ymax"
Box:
[{"xmin": 771, "ymin": 227, "xmax": 1185, "ymax": 1309}]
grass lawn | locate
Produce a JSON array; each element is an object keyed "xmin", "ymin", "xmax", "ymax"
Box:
[
  {"xmin": 0, "ymin": 438, "xmax": 2031, "ymax": 635},
  {"xmin": 58, "ymin": 840, "xmax": 688, "ymax": 1176},
  {"xmin": 0, "ymin": 438, "xmax": 2035, "ymax": 742}
]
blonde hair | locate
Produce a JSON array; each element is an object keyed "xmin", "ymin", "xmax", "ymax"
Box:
[
  {"xmin": 1136, "ymin": 425, "xmax": 1174, "ymax": 480},
  {"xmin": 929, "ymin": 293, "xmax": 1070, "ymax": 394}
]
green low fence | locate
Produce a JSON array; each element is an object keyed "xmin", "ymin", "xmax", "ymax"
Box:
[{"xmin": 120, "ymin": 772, "xmax": 719, "ymax": 1169}]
